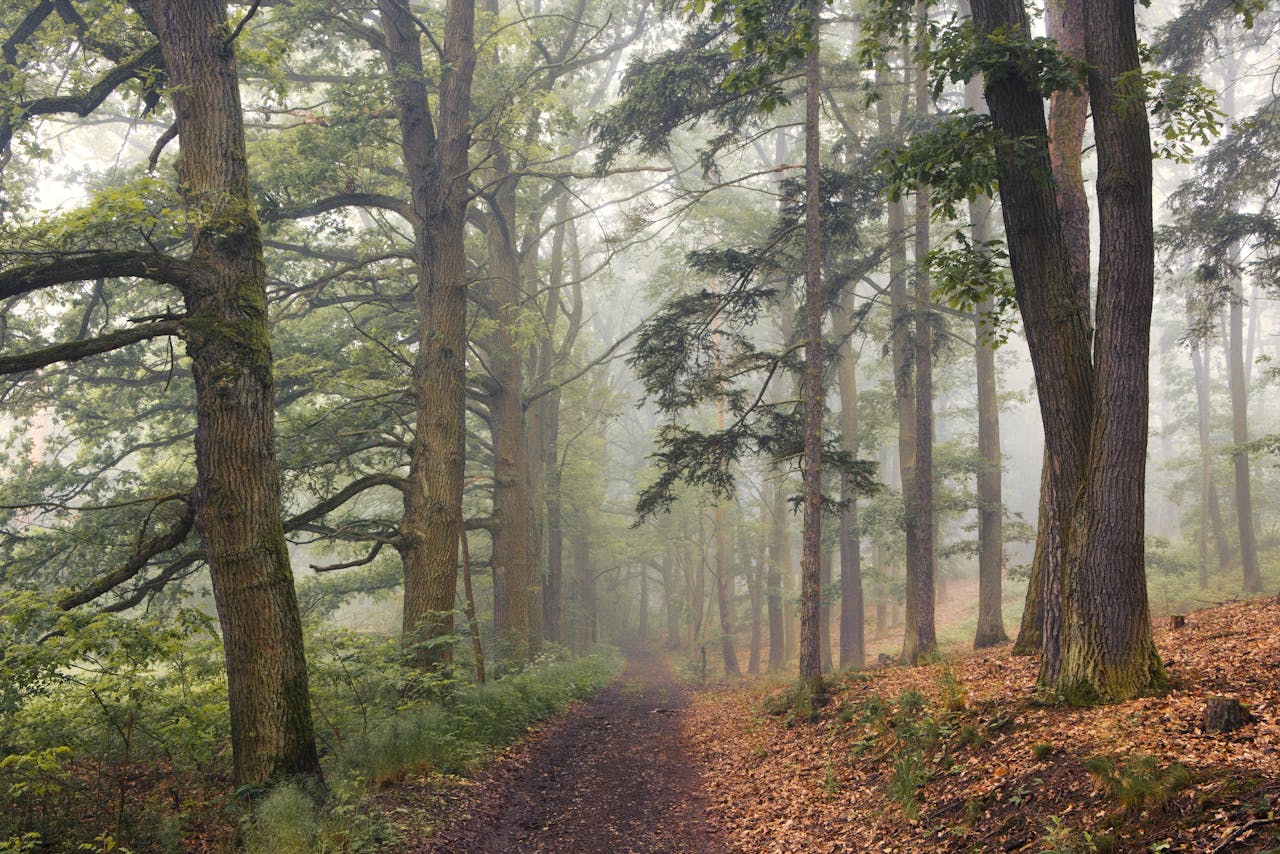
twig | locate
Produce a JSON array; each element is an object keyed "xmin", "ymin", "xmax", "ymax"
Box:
[{"xmin": 1211, "ymin": 817, "xmax": 1280, "ymax": 853}]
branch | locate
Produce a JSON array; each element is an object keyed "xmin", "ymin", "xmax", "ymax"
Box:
[
  {"xmin": 0, "ymin": 251, "xmax": 197, "ymax": 300},
  {"xmin": 57, "ymin": 496, "xmax": 195, "ymax": 610},
  {"xmin": 97, "ymin": 551, "xmax": 202, "ymax": 614},
  {"xmin": 0, "ymin": 319, "xmax": 182, "ymax": 375},
  {"xmin": 283, "ymin": 473, "xmax": 405, "ymax": 533},
  {"xmin": 311, "ymin": 541, "xmax": 386, "ymax": 572},
  {"xmin": 263, "ymin": 192, "xmax": 415, "ymax": 225},
  {"xmin": 1, "ymin": 43, "xmax": 164, "ymax": 156}
]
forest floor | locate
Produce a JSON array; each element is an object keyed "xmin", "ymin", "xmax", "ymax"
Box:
[
  {"xmin": 393, "ymin": 648, "xmax": 728, "ymax": 853},
  {"xmin": 396, "ymin": 594, "xmax": 1280, "ymax": 853}
]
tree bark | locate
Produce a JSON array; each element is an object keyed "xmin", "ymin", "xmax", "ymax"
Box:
[
  {"xmin": 1014, "ymin": 0, "xmax": 1090, "ymax": 660},
  {"xmin": 140, "ymin": 0, "xmax": 321, "ymax": 786},
  {"xmin": 972, "ymin": 204, "xmax": 1008, "ymax": 649},
  {"xmin": 767, "ymin": 480, "xmax": 788, "ymax": 672},
  {"xmin": 1228, "ymin": 273, "xmax": 1263, "ymax": 593},
  {"xmin": 797, "ymin": 0, "xmax": 825, "ymax": 697},
  {"xmin": 714, "ymin": 500, "xmax": 742, "ymax": 676},
  {"xmin": 1051, "ymin": 0, "xmax": 1163, "ymax": 700},
  {"xmin": 378, "ymin": 0, "xmax": 477, "ymax": 670},
  {"xmin": 833, "ymin": 298, "xmax": 864, "ymax": 671},
  {"xmin": 903, "ymin": 6, "xmax": 937, "ymax": 664}
]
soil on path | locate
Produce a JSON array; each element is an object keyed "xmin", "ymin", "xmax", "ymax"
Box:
[{"xmin": 417, "ymin": 648, "xmax": 729, "ymax": 854}]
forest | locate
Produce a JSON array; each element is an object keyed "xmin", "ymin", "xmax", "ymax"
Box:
[{"xmin": 0, "ymin": 0, "xmax": 1278, "ymax": 851}]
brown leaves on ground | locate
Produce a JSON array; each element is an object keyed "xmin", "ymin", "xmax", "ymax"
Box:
[{"xmin": 685, "ymin": 597, "xmax": 1280, "ymax": 853}]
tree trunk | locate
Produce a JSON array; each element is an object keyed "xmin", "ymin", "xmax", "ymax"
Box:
[
  {"xmin": 1191, "ymin": 344, "xmax": 1212, "ymax": 588},
  {"xmin": 714, "ymin": 500, "xmax": 742, "ymax": 676},
  {"xmin": 139, "ymin": 0, "xmax": 321, "ymax": 786},
  {"xmin": 639, "ymin": 568, "xmax": 649, "ymax": 642},
  {"xmin": 378, "ymin": 0, "xmax": 477, "ymax": 670},
  {"xmin": 903, "ymin": 8, "xmax": 937, "ymax": 664},
  {"xmin": 1013, "ymin": 0, "xmax": 1091, "ymax": 660},
  {"xmin": 748, "ymin": 518, "xmax": 764, "ymax": 674},
  {"xmin": 798, "ymin": 0, "xmax": 825, "ymax": 697},
  {"xmin": 1228, "ymin": 273, "xmax": 1263, "ymax": 593},
  {"xmin": 1051, "ymin": 0, "xmax": 1163, "ymax": 700},
  {"xmin": 833, "ymin": 299, "xmax": 864, "ymax": 671},
  {"xmin": 767, "ymin": 481, "xmax": 788, "ymax": 672},
  {"xmin": 819, "ymin": 544, "xmax": 834, "ymax": 672},
  {"xmin": 971, "ymin": 200, "xmax": 1008, "ymax": 649},
  {"xmin": 662, "ymin": 543, "xmax": 682, "ymax": 649}
]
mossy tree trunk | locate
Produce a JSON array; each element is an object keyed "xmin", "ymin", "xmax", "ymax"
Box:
[{"xmin": 138, "ymin": 0, "xmax": 321, "ymax": 786}]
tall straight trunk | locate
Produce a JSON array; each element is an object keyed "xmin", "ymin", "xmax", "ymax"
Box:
[
  {"xmin": 798, "ymin": 0, "xmax": 825, "ymax": 696},
  {"xmin": 662, "ymin": 544, "xmax": 682, "ymax": 649},
  {"xmin": 460, "ymin": 531, "xmax": 486, "ymax": 683},
  {"xmin": 378, "ymin": 0, "xmax": 477, "ymax": 669},
  {"xmin": 570, "ymin": 532, "xmax": 593, "ymax": 654},
  {"xmin": 1191, "ymin": 345, "xmax": 1212, "ymax": 588},
  {"xmin": 485, "ymin": 186, "xmax": 536, "ymax": 662},
  {"xmin": 1228, "ymin": 275, "xmax": 1263, "ymax": 593},
  {"xmin": 714, "ymin": 501, "xmax": 742, "ymax": 675},
  {"xmin": 748, "ymin": 552, "xmax": 763, "ymax": 674},
  {"xmin": 1014, "ymin": 0, "xmax": 1091, "ymax": 659},
  {"xmin": 140, "ymin": 0, "xmax": 321, "ymax": 787},
  {"xmin": 1050, "ymin": 0, "xmax": 1162, "ymax": 699},
  {"xmin": 971, "ymin": 198, "xmax": 1008, "ymax": 649},
  {"xmin": 903, "ymin": 8, "xmax": 937, "ymax": 664},
  {"xmin": 833, "ymin": 300, "xmax": 864, "ymax": 670},
  {"xmin": 639, "ymin": 568, "xmax": 649, "ymax": 642},
  {"xmin": 876, "ymin": 65, "xmax": 919, "ymax": 660},
  {"xmin": 767, "ymin": 481, "xmax": 788, "ymax": 671},
  {"xmin": 543, "ymin": 387, "xmax": 564, "ymax": 640},
  {"xmin": 819, "ymin": 544, "xmax": 834, "ymax": 671}
]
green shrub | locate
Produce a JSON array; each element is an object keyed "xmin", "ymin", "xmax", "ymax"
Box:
[
  {"xmin": 888, "ymin": 747, "xmax": 928, "ymax": 819},
  {"xmin": 1082, "ymin": 754, "xmax": 1193, "ymax": 812}
]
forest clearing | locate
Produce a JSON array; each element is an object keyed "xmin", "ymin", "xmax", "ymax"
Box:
[{"xmin": 4, "ymin": 0, "xmax": 1280, "ymax": 851}]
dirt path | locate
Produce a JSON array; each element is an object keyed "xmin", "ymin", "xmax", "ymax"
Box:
[{"xmin": 416, "ymin": 648, "xmax": 728, "ymax": 854}]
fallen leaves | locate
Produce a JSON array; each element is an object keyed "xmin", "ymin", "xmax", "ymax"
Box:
[{"xmin": 683, "ymin": 596, "xmax": 1280, "ymax": 852}]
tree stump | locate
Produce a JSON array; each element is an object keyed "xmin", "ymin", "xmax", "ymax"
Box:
[
  {"xmin": 1204, "ymin": 695, "xmax": 1252, "ymax": 733},
  {"xmin": 1169, "ymin": 614, "xmax": 1186, "ymax": 630}
]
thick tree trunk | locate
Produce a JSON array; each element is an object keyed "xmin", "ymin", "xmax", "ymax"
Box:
[
  {"xmin": 1228, "ymin": 275, "xmax": 1263, "ymax": 593},
  {"xmin": 971, "ymin": 0, "xmax": 1165, "ymax": 702},
  {"xmin": 1050, "ymin": 0, "xmax": 1163, "ymax": 700},
  {"xmin": 485, "ymin": 189, "xmax": 536, "ymax": 662},
  {"xmin": 798, "ymin": 0, "xmax": 825, "ymax": 696},
  {"xmin": 379, "ymin": 0, "xmax": 477, "ymax": 670},
  {"xmin": 1014, "ymin": 0, "xmax": 1091, "ymax": 660},
  {"xmin": 141, "ymin": 0, "xmax": 321, "ymax": 786},
  {"xmin": 833, "ymin": 300, "xmax": 864, "ymax": 671}
]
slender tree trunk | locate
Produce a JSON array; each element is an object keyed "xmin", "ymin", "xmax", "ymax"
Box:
[
  {"xmin": 767, "ymin": 481, "xmax": 788, "ymax": 671},
  {"xmin": 461, "ymin": 531, "xmax": 486, "ymax": 683},
  {"xmin": 543, "ymin": 386, "xmax": 565, "ymax": 640},
  {"xmin": 1228, "ymin": 271, "xmax": 1263, "ymax": 593},
  {"xmin": 662, "ymin": 544, "xmax": 682, "ymax": 649},
  {"xmin": 748, "ymin": 515, "xmax": 764, "ymax": 674},
  {"xmin": 876, "ymin": 63, "xmax": 919, "ymax": 662},
  {"xmin": 834, "ymin": 300, "xmax": 864, "ymax": 671},
  {"xmin": 714, "ymin": 501, "xmax": 742, "ymax": 676},
  {"xmin": 971, "ymin": 199, "xmax": 1008, "ymax": 649},
  {"xmin": 639, "ymin": 568, "xmax": 649, "ymax": 642},
  {"xmin": 903, "ymin": 8, "xmax": 937, "ymax": 664},
  {"xmin": 798, "ymin": 0, "xmax": 825, "ymax": 696},
  {"xmin": 1191, "ymin": 344, "xmax": 1212, "ymax": 588},
  {"xmin": 140, "ymin": 0, "xmax": 322, "ymax": 787},
  {"xmin": 379, "ymin": 0, "xmax": 477, "ymax": 670},
  {"xmin": 819, "ymin": 544, "xmax": 834, "ymax": 672}
]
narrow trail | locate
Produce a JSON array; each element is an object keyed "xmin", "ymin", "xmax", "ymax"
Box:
[{"xmin": 418, "ymin": 648, "xmax": 729, "ymax": 854}]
